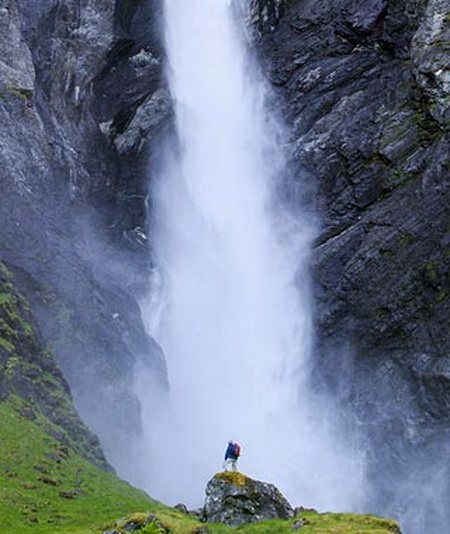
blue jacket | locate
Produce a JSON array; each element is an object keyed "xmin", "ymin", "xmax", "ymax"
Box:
[{"xmin": 225, "ymin": 442, "xmax": 238, "ymax": 460}]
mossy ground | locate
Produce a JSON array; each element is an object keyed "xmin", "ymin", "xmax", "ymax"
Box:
[{"xmin": 0, "ymin": 400, "xmax": 401, "ymax": 533}]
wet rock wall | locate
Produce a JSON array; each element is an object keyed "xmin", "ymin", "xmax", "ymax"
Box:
[{"xmin": 254, "ymin": 0, "xmax": 450, "ymax": 530}]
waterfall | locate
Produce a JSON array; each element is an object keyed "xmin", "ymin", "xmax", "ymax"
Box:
[{"xmin": 132, "ymin": 0, "xmax": 365, "ymax": 510}]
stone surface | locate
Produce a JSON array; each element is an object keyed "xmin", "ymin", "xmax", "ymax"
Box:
[
  {"xmin": 110, "ymin": 88, "xmax": 172, "ymax": 154},
  {"xmin": 245, "ymin": 0, "xmax": 285, "ymax": 32},
  {"xmin": 411, "ymin": 0, "xmax": 450, "ymax": 128},
  {"xmin": 204, "ymin": 472, "xmax": 294, "ymax": 526}
]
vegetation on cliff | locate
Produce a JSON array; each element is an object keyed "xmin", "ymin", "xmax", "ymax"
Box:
[{"xmin": 0, "ymin": 262, "xmax": 107, "ymax": 469}]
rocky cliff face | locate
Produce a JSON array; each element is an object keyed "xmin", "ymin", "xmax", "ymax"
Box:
[
  {"xmin": 0, "ymin": 0, "xmax": 168, "ymax": 466},
  {"xmin": 253, "ymin": 0, "xmax": 450, "ymax": 530}
]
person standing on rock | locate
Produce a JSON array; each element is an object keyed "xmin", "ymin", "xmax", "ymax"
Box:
[{"xmin": 223, "ymin": 440, "xmax": 241, "ymax": 472}]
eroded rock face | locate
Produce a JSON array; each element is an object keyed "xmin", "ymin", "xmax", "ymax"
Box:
[
  {"xmin": 412, "ymin": 0, "xmax": 450, "ymax": 128},
  {"xmin": 204, "ymin": 472, "xmax": 294, "ymax": 526},
  {"xmin": 244, "ymin": 0, "xmax": 284, "ymax": 32}
]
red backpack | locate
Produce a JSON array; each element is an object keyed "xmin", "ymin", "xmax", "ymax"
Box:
[{"xmin": 234, "ymin": 443, "xmax": 241, "ymax": 457}]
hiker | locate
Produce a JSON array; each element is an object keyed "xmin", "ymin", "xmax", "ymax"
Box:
[{"xmin": 223, "ymin": 440, "xmax": 241, "ymax": 472}]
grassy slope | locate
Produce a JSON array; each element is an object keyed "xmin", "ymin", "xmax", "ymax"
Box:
[
  {"xmin": 0, "ymin": 397, "xmax": 402, "ymax": 533},
  {"xmin": 0, "ymin": 398, "xmax": 154, "ymax": 533}
]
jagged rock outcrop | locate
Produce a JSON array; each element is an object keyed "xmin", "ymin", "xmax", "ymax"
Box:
[
  {"xmin": 203, "ymin": 472, "xmax": 294, "ymax": 526},
  {"xmin": 254, "ymin": 0, "xmax": 450, "ymax": 530},
  {"xmin": 245, "ymin": 0, "xmax": 285, "ymax": 32},
  {"xmin": 412, "ymin": 0, "xmax": 450, "ymax": 128}
]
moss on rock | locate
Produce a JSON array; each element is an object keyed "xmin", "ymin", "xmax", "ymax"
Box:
[
  {"xmin": 0, "ymin": 261, "xmax": 109, "ymax": 469},
  {"xmin": 214, "ymin": 471, "xmax": 249, "ymax": 487}
]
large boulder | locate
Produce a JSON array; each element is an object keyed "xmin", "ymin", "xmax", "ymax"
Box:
[{"xmin": 204, "ymin": 472, "xmax": 294, "ymax": 526}]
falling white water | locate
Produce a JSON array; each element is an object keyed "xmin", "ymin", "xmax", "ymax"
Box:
[{"xmin": 132, "ymin": 0, "xmax": 365, "ymax": 511}]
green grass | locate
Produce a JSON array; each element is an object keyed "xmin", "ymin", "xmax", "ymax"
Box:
[
  {"xmin": 0, "ymin": 399, "xmax": 154, "ymax": 533},
  {"xmin": 292, "ymin": 511, "xmax": 401, "ymax": 533},
  {"xmin": 0, "ymin": 399, "xmax": 401, "ymax": 533}
]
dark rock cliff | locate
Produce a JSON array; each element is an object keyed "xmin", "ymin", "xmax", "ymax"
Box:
[
  {"xmin": 0, "ymin": 0, "xmax": 168, "ymax": 466},
  {"xmin": 253, "ymin": 0, "xmax": 450, "ymax": 531}
]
